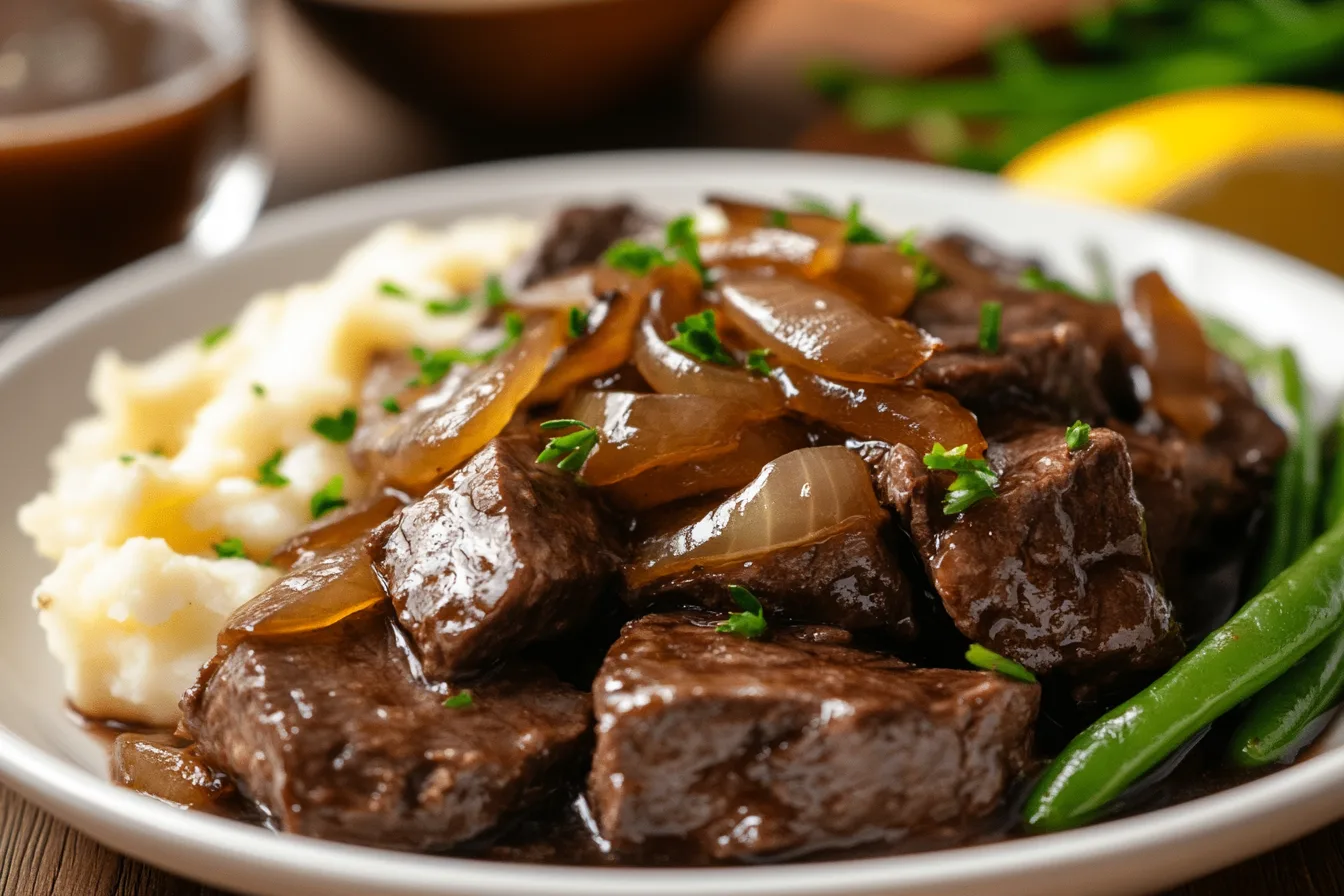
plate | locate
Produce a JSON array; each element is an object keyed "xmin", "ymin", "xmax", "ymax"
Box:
[{"xmin": 2, "ymin": 151, "xmax": 1344, "ymax": 896}]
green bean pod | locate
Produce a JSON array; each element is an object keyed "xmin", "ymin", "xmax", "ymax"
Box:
[
  {"xmin": 1324, "ymin": 410, "xmax": 1344, "ymax": 532},
  {"xmin": 1256, "ymin": 347, "xmax": 1318, "ymax": 589},
  {"xmin": 1023, "ymin": 520, "xmax": 1344, "ymax": 832}
]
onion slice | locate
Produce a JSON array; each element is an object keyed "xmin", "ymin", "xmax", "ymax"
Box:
[
  {"xmin": 270, "ymin": 488, "xmax": 409, "ymax": 570},
  {"xmin": 1125, "ymin": 271, "xmax": 1222, "ymax": 438},
  {"xmin": 719, "ymin": 273, "xmax": 940, "ymax": 384},
  {"xmin": 562, "ymin": 390, "xmax": 744, "ymax": 486},
  {"xmin": 781, "ymin": 366, "xmax": 986, "ymax": 457},
  {"xmin": 531, "ymin": 287, "xmax": 646, "ymax": 405},
  {"xmin": 828, "ymin": 243, "xmax": 920, "ymax": 318},
  {"xmin": 369, "ymin": 315, "xmax": 563, "ymax": 491},
  {"xmin": 627, "ymin": 446, "xmax": 886, "ymax": 588},
  {"xmin": 705, "ymin": 196, "xmax": 847, "ymax": 276},
  {"xmin": 219, "ymin": 543, "xmax": 386, "ymax": 651},
  {"xmin": 603, "ymin": 417, "xmax": 811, "ymax": 510},
  {"xmin": 511, "ymin": 269, "xmax": 596, "ymax": 311}
]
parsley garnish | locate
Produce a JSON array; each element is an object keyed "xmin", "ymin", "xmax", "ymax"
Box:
[
  {"xmin": 212, "ymin": 537, "xmax": 247, "ymax": 560},
  {"xmin": 604, "ymin": 240, "xmax": 668, "ymax": 276},
  {"xmin": 746, "ymin": 348, "xmax": 773, "ymax": 377},
  {"xmin": 1019, "ymin": 266, "xmax": 1088, "ymax": 299},
  {"xmin": 310, "ymin": 476, "xmax": 348, "ymax": 519},
  {"xmin": 667, "ymin": 310, "xmax": 735, "ymax": 366},
  {"xmin": 442, "ymin": 690, "xmax": 473, "ymax": 709},
  {"xmin": 1065, "ymin": 420, "xmax": 1092, "ymax": 452},
  {"xmin": 665, "ymin": 215, "xmax": 707, "ymax": 285},
  {"xmin": 311, "ymin": 408, "xmax": 357, "ymax": 444},
  {"xmin": 567, "ymin": 306, "xmax": 589, "ymax": 340},
  {"xmin": 536, "ymin": 419, "xmax": 599, "ymax": 474},
  {"xmin": 482, "ymin": 274, "xmax": 509, "ymax": 309},
  {"xmin": 256, "ymin": 449, "xmax": 289, "ymax": 488},
  {"xmin": 405, "ymin": 314, "xmax": 525, "ymax": 387},
  {"xmin": 716, "ymin": 585, "xmax": 768, "ymax": 639},
  {"xmin": 979, "ymin": 301, "xmax": 1003, "ymax": 354},
  {"xmin": 200, "ymin": 325, "xmax": 231, "ymax": 350},
  {"xmin": 378, "ymin": 280, "xmax": 410, "ymax": 299},
  {"xmin": 765, "ymin": 209, "xmax": 790, "ymax": 228},
  {"xmin": 966, "ymin": 643, "xmax": 1037, "ymax": 684},
  {"xmin": 895, "ymin": 231, "xmax": 943, "ymax": 293},
  {"xmin": 251, "ymin": 383, "xmax": 266, "ymax": 397},
  {"xmin": 842, "ymin": 201, "xmax": 885, "ymax": 245},
  {"xmin": 923, "ymin": 443, "xmax": 1000, "ymax": 515},
  {"xmin": 426, "ymin": 296, "xmax": 472, "ymax": 316},
  {"xmin": 381, "ymin": 396, "xmax": 402, "ymax": 414},
  {"xmin": 118, "ymin": 454, "xmax": 135, "ymax": 465},
  {"xmin": 792, "ymin": 194, "xmax": 838, "ymax": 216}
]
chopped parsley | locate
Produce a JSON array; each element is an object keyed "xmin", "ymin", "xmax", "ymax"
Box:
[
  {"xmin": 765, "ymin": 209, "xmax": 790, "ymax": 228},
  {"xmin": 212, "ymin": 537, "xmax": 247, "ymax": 560},
  {"xmin": 426, "ymin": 296, "xmax": 472, "ymax": 316},
  {"xmin": 792, "ymin": 194, "xmax": 838, "ymax": 216},
  {"xmin": 665, "ymin": 215, "xmax": 707, "ymax": 285},
  {"xmin": 746, "ymin": 348, "xmax": 773, "ymax": 377},
  {"xmin": 381, "ymin": 396, "xmax": 402, "ymax": 414},
  {"xmin": 978, "ymin": 301, "xmax": 1003, "ymax": 354},
  {"xmin": 716, "ymin": 585, "xmax": 768, "ymax": 639},
  {"xmin": 200, "ymin": 325, "xmax": 231, "ymax": 350},
  {"xmin": 966, "ymin": 643, "xmax": 1037, "ymax": 684},
  {"xmin": 896, "ymin": 231, "xmax": 944, "ymax": 293},
  {"xmin": 567, "ymin": 306, "xmax": 590, "ymax": 340},
  {"xmin": 1019, "ymin": 266, "xmax": 1089, "ymax": 299},
  {"xmin": 842, "ymin": 201, "xmax": 885, "ymax": 245},
  {"xmin": 311, "ymin": 408, "xmax": 358, "ymax": 444},
  {"xmin": 251, "ymin": 383, "xmax": 266, "ymax": 397},
  {"xmin": 923, "ymin": 443, "xmax": 1000, "ymax": 515},
  {"xmin": 536, "ymin": 419, "xmax": 599, "ymax": 474},
  {"xmin": 602, "ymin": 217, "xmax": 707, "ymax": 284},
  {"xmin": 1065, "ymin": 420, "xmax": 1092, "ymax": 452},
  {"xmin": 310, "ymin": 476, "xmax": 348, "ymax": 519},
  {"xmin": 442, "ymin": 690, "xmax": 474, "ymax": 709},
  {"xmin": 408, "ymin": 345, "xmax": 463, "ymax": 387},
  {"xmin": 378, "ymin": 280, "xmax": 411, "ymax": 299},
  {"xmin": 667, "ymin": 310, "xmax": 736, "ymax": 366},
  {"xmin": 603, "ymin": 240, "xmax": 668, "ymax": 276},
  {"xmin": 256, "ymin": 450, "xmax": 289, "ymax": 488},
  {"xmin": 118, "ymin": 454, "xmax": 135, "ymax": 465},
  {"xmin": 482, "ymin": 274, "xmax": 509, "ymax": 309}
]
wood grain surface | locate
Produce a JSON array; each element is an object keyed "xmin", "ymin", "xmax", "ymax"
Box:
[{"xmin": 3, "ymin": 0, "xmax": 1342, "ymax": 893}]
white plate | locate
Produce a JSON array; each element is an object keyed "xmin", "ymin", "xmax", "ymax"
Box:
[{"xmin": 3, "ymin": 151, "xmax": 1344, "ymax": 896}]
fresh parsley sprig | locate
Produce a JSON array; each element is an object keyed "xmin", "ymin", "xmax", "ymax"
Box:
[
  {"xmin": 567, "ymin": 306, "xmax": 590, "ymax": 340},
  {"xmin": 666, "ymin": 310, "xmax": 736, "ymax": 366},
  {"xmin": 311, "ymin": 408, "xmax": 357, "ymax": 444},
  {"xmin": 256, "ymin": 450, "xmax": 289, "ymax": 488},
  {"xmin": 212, "ymin": 537, "xmax": 247, "ymax": 560},
  {"xmin": 603, "ymin": 216, "xmax": 709, "ymax": 285},
  {"xmin": 201, "ymin": 325, "xmax": 231, "ymax": 350},
  {"xmin": 536, "ymin": 419, "xmax": 599, "ymax": 474},
  {"xmin": 746, "ymin": 348, "xmax": 773, "ymax": 377},
  {"xmin": 716, "ymin": 585, "xmax": 768, "ymax": 639},
  {"xmin": 442, "ymin": 690, "xmax": 474, "ymax": 709},
  {"xmin": 842, "ymin": 201, "xmax": 886, "ymax": 245},
  {"xmin": 1065, "ymin": 420, "xmax": 1092, "ymax": 452},
  {"xmin": 310, "ymin": 476, "xmax": 348, "ymax": 519},
  {"xmin": 979, "ymin": 301, "xmax": 1003, "ymax": 354},
  {"xmin": 923, "ymin": 443, "xmax": 999, "ymax": 515},
  {"xmin": 406, "ymin": 312, "xmax": 527, "ymax": 386},
  {"xmin": 966, "ymin": 643, "xmax": 1037, "ymax": 684},
  {"xmin": 895, "ymin": 231, "xmax": 944, "ymax": 293}
]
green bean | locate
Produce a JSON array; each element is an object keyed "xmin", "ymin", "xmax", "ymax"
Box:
[
  {"xmin": 1324, "ymin": 409, "xmax": 1344, "ymax": 531},
  {"xmin": 1023, "ymin": 520, "xmax": 1344, "ymax": 832},
  {"xmin": 1256, "ymin": 347, "xmax": 1318, "ymax": 589}
]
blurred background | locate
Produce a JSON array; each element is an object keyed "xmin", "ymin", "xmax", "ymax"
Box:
[{"xmin": 0, "ymin": 0, "xmax": 1341, "ymax": 317}]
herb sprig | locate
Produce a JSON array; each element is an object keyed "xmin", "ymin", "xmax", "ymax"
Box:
[
  {"xmin": 1065, "ymin": 420, "xmax": 1092, "ymax": 452},
  {"xmin": 966, "ymin": 643, "xmax": 1037, "ymax": 684},
  {"xmin": 256, "ymin": 450, "xmax": 289, "ymax": 488},
  {"xmin": 201, "ymin": 325, "xmax": 231, "ymax": 350},
  {"xmin": 310, "ymin": 476, "xmax": 348, "ymax": 519},
  {"xmin": 212, "ymin": 538, "xmax": 247, "ymax": 560},
  {"xmin": 536, "ymin": 419, "xmax": 599, "ymax": 474},
  {"xmin": 311, "ymin": 408, "xmax": 357, "ymax": 444},
  {"xmin": 442, "ymin": 690, "xmax": 474, "ymax": 709},
  {"xmin": 979, "ymin": 301, "xmax": 1003, "ymax": 354},
  {"xmin": 923, "ymin": 443, "xmax": 1000, "ymax": 515},
  {"xmin": 896, "ymin": 232, "xmax": 944, "ymax": 293},
  {"xmin": 603, "ymin": 216, "xmax": 708, "ymax": 285},
  {"xmin": 667, "ymin": 310, "xmax": 736, "ymax": 366},
  {"xmin": 716, "ymin": 585, "xmax": 768, "ymax": 639}
]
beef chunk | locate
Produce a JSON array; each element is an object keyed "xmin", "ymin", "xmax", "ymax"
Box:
[
  {"xmin": 878, "ymin": 427, "xmax": 1180, "ymax": 678},
  {"xmin": 628, "ymin": 521, "xmax": 915, "ymax": 636},
  {"xmin": 518, "ymin": 203, "xmax": 652, "ymax": 286},
  {"xmin": 373, "ymin": 434, "xmax": 621, "ymax": 679},
  {"xmin": 588, "ymin": 612, "xmax": 1038, "ymax": 860},
  {"xmin": 920, "ymin": 233, "xmax": 1044, "ymax": 289},
  {"xmin": 910, "ymin": 323, "xmax": 1109, "ymax": 430},
  {"xmin": 182, "ymin": 610, "xmax": 591, "ymax": 851}
]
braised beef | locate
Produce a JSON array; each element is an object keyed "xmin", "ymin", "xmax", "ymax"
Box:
[
  {"xmin": 588, "ymin": 612, "xmax": 1039, "ymax": 860},
  {"xmin": 878, "ymin": 427, "xmax": 1181, "ymax": 679},
  {"xmin": 373, "ymin": 433, "xmax": 621, "ymax": 679},
  {"xmin": 518, "ymin": 203, "xmax": 652, "ymax": 286},
  {"xmin": 182, "ymin": 609, "xmax": 591, "ymax": 851},
  {"xmin": 627, "ymin": 520, "xmax": 916, "ymax": 637}
]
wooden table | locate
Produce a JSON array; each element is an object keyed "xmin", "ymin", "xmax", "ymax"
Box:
[{"xmin": 3, "ymin": 1, "xmax": 1343, "ymax": 893}]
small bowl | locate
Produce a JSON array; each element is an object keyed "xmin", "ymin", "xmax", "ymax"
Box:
[{"xmin": 285, "ymin": 0, "xmax": 742, "ymax": 126}]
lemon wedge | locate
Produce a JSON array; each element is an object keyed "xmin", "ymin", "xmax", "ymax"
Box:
[{"xmin": 1003, "ymin": 86, "xmax": 1344, "ymax": 276}]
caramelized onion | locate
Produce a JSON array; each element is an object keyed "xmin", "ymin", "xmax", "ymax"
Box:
[
  {"xmin": 269, "ymin": 488, "xmax": 409, "ymax": 570},
  {"xmin": 112, "ymin": 733, "xmax": 232, "ymax": 809},
  {"xmin": 781, "ymin": 366, "xmax": 986, "ymax": 457},
  {"xmin": 562, "ymin": 390, "xmax": 744, "ymax": 486},
  {"xmin": 1126, "ymin": 271, "xmax": 1222, "ymax": 438},
  {"xmin": 828, "ymin": 243, "xmax": 920, "ymax": 318},
  {"xmin": 369, "ymin": 315, "xmax": 563, "ymax": 490},
  {"xmin": 627, "ymin": 446, "xmax": 886, "ymax": 588},
  {"xmin": 604, "ymin": 417, "xmax": 811, "ymax": 510},
  {"xmin": 219, "ymin": 543, "xmax": 385, "ymax": 650},
  {"xmin": 511, "ymin": 269, "xmax": 596, "ymax": 310},
  {"xmin": 530, "ymin": 288, "xmax": 646, "ymax": 405},
  {"xmin": 705, "ymin": 196, "xmax": 846, "ymax": 276},
  {"xmin": 632, "ymin": 316, "xmax": 785, "ymax": 419},
  {"xmin": 719, "ymin": 273, "xmax": 940, "ymax": 384}
]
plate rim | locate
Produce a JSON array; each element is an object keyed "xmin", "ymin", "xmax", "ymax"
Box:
[{"xmin": 3, "ymin": 148, "xmax": 1344, "ymax": 896}]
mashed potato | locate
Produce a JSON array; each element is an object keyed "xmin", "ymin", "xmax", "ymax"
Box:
[{"xmin": 20, "ymin": 216, "xmax": 539, "ymax": 724}]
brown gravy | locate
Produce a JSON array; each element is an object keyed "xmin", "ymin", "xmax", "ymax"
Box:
[{"xmin": 0, "ymin": 0, "xmax": 250, "ymax": 304}]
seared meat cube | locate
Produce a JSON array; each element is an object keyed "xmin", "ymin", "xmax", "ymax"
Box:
[
  {"xmin": 182, "ymin": 610, "xmax": 591, "ymax": 851},
  {"xmin": 373, "ymin": 434, "xmax": 621, "ymax": 679},
  {"xmin": 910, "ymin": 323, "xmax": 1109, "ymax": 429},
  {"xmin": 878, "ymin": 427, "xmax": 1180, "ymax": 678},
  {"xmin": 588, "ymin": 612, "xmax": 1039, "ymax": 860},
  {"xmin": 518, "ymin": 203, "xmax": 652, "ymax": 286}
]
